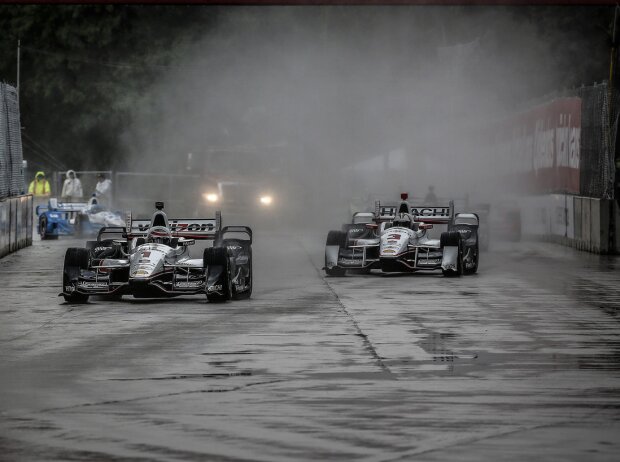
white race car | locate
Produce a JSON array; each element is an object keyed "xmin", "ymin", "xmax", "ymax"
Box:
[
  {"xmin": 61, "ymin": 202, "xmax": 253, "ymax": 303},
  {"xmin": 325, "ymin": 194, "xmax": 480, "ymax": 277},
  {"xmin": 74, "ymin": 197, "xmax": 125, "ymax": 237}
]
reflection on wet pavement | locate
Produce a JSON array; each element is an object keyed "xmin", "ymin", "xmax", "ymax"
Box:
[{"xmin": 0, "ymin": 235, "xmax": 619, "ymax": 461}]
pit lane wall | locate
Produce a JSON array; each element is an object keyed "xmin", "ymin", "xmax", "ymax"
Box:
[
  {"xmin": 519, "ymin": 194, "xmax": 614, "ymax": 254},
  {"xmin": 0, "ymin": 194, "xmax": 33, "ymax": 258}
]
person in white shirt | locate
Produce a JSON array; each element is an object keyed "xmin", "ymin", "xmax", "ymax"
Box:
[
  {"xmin": 94, "ymin": 173, "xmax": 112, "ymax": 207},
  {"xmin": 61, "ymin": 169, "xmax": 83, "ymax": 202}
]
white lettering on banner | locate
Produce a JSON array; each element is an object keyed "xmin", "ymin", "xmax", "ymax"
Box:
[
  {"xmin": 556, "ymin": 125, "xmax": 568, "ymax": 168},
  {"xmin": 569, "ymin": 126, "xmax": 580, "ymax": 169},
  {"xmin": 533, "ymin": 119, "xmax": 555, "ymax": 172},
  {"xmin": 510, "ymin": 114, "xmax": 580, "ymax": 174}
]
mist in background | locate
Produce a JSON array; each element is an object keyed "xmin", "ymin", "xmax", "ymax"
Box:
[
  {"xmin": 1, "ymin": 5, "xmax": 611, "ymax": 224},
  {"xmin": 117, "ymin": 6, "xmax": 608, "ymax": 225}
]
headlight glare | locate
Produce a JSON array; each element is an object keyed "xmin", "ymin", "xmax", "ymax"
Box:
[{"xmin": 203, "ymin": 193, "xmax": 219, "ymax": 203}]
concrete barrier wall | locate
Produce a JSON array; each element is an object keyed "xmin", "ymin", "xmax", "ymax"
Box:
[
  {"xmin": 521, "ymin": 194, "xmax": 613, "ymax": 253},
  {"xmin": 615, "ymin": 202, "xmax": 620, "ymax": 253},
  {"xmin": 0, "ymin": 194, "xmax": 32, "ymax": 258}
]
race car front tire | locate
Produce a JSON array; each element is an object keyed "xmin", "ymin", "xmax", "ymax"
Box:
[
  {"xmin": 233, "ymin": 246, "xmax": 252, "ymax": 300},
  {"xmin": 440, "ymin": 231, "xmax": 463, "ymax": 277},
  {"xmin": 326, "ymin": 230, "xmax": 346, "ymax": 247},
  {"xmin": 325, "ymin": 230, "xmax": 346, "ymax": 277},
  {"xmin": 325, "ymin": 266, "xmax": 346, "ymax": 277},
  {"xmin": 63, "ymin": 248, "xmax": 90, "ymax": 303},
  {"xmin": 204, "ymin": 247, "xmax": 232, "ymax": 302}
]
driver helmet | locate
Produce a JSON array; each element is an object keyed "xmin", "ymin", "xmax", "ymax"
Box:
[
  {"xmin": 393, "ymin": 213, "xmax": 413, "ymax": 229},
  {"xmin": 146, "ymin": 226, "xmax": 171, "ymax": 245}
]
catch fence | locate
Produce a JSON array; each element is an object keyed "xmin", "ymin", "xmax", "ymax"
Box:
[
  {"xmin": 0, "ymin": 83, "xmax": 24, "ymax": 199},
  {"xmin": 511, "ymin": 81, "xmax": 619, "ymax": 200},
  {"xmin": 576, "ymin": 82, "xmax": 619, "ymax": 199},
  {"xmin": 114, "ymin": 172, "xmax": 204, "ymax": 216},
  {"xmin": 53, "ymin": 170, "xmax": 112, "ymax": 203},
  {"xmin": 49, "ymin": 171, "xmax": 212, "ymax": 216}
]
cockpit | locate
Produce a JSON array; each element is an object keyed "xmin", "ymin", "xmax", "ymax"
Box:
[
  {"xmin": 87, "ymin": 196, "xmax": 105, "ymax": 214},
  {"xmin": 145, "ymin": 209, "xmax": 176, "ymax": 246}
]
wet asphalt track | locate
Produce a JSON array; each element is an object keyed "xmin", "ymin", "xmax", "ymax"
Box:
[{"xmin": 1, "ymin": 233, "xmax": 620, "ymax": 461}]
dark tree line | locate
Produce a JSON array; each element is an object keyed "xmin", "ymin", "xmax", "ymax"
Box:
[
  {"xmin": 0, "ymin": 5, "xmax": 221, "ymax": 171},
  {"xmin": 0, "ymin": 5, "xmax": 615, "ymax": 173}
]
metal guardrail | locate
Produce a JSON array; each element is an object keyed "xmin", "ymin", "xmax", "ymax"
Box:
[
  {"xmin": 0, "ymin": 194, "xmax": 32, "ymax": 258},
  {"xmin": 0, "ymin": 83, "xmax": 25, "ymax": 199}
]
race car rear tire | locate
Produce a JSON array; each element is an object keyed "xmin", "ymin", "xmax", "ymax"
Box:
[
  {"xmin": 204, "ymin": 247, "xmax": 232, "ymax": 302},
  {"xmin": 63, "ymin": 248, "xmax": 90, "ymax": 303},
  {"xmin": 441, "ymin": 231, "xmax": 463, "ymax": 277},
  {"xmin": 326, "ymin": 230, "xmax": 346, "ymax": 247},
  {"xmin": 233, "ymin": 247, "xmax": 252, "ymax": 300},
  {"xmin": 325, "ymin": 231, "xmax": 346, "ymax": 277},
  {"xmin": 464, "ymin": 244, "xmax": 479, "ymax": 275},
  {"xmin": 440, "ymin": 230, "xmax": 461, "ymax": 247}
]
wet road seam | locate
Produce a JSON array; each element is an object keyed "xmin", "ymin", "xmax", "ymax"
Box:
[
  {"xmin": 108, "ymin": 371, "xmax": 253, "ymax": 381},
  {"xmin": 374, "ymin": 413, "xmax": 615, "ymax": 462},
  {"xmin": 39, "ymin": 379, "xmax": 288, "ymax": 413},
  {"xmin": 300, "ymin": 242, "xmax": 396, "ymax": 379}
]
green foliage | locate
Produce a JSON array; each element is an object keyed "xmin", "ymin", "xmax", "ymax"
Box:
[
  {"xmin": 0, "ymin": 5, "xmax": 218, "ymax": 170},
  {"xmin": 0, "ymin": 5, "xmax": 615, "ymax": 171}
]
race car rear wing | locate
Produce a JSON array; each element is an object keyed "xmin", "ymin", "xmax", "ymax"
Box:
[
  {"xmin": 374, "ymin": 200, "xmax": 455, "ymax": 224},
  {"xmin": 97, "ymin": 211, "xmax": 223, "ymax": 241},
  {"xmin": 411, "ymin": 202, "xmax": 454, "ymax": 224},
  {"xmin": 126, "ymin": 210, "xmax": 222, "ymax": 239}
]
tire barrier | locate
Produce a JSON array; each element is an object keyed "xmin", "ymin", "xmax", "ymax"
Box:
[{"xmin": 0, "ymin": 194, "xmax": 33, "ymax": 258}]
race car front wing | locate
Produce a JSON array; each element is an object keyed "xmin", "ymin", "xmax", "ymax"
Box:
[
  {"xmin": 326, "ymin": 244, "xmax": 381, "ymax": 270},
  {"xmin": 62, "ymin": 264, "xmax": 210, "ymax": 298}
]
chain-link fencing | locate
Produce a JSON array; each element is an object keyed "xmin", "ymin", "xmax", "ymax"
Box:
[
  {"xmin": 114, "ymin": 172, "xmax": 203, "ymax": 216},
  {"xmin": 53, "ymin": 170, "xmax": 113, "ymax": 204},
  {"xmin": 515, "ymin": 81, "xmax": 619, "ymax": 199},
  {"xmin": 576, "ymin": 82, "xmax": 619, "ymax": 199},
  {"xmin": 0, "ymin": 83, "xmax": 25, "ymax": 199}
]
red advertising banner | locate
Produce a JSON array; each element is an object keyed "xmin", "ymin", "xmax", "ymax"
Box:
[{"xmin": 492, "ymin": 97, "xmax": 581, "ymax": 195}]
